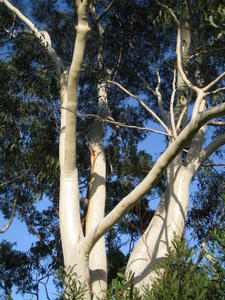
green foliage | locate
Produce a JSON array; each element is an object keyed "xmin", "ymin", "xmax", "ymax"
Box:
[
  {"xmin": 0, "ymin": 0, "xmax": 224, "ymax": 297},
  {"xmin": 143, "ymin": 236, "xmax": 225, "ymax": 300},
  {"xmin": 56, "ymin": 266, "xmax": 89, "ymax": 300},
  {"xmin": 53, "ymin": 236, "xmax": 224, "ymax": 299},
  {"xmin": 106, "ymin": 271, "xmax": 141, "ymax": 300},
  {"xmin": 0, "ymin": 241, "xmax": 33, "ymax": 297}
]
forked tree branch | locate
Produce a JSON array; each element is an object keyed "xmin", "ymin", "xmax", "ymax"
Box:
[
  {"xmin": 155, "ymin": 0, "xmax": 199, "ymax": 93},
  {"xmin": 203, "ymin": 72, "xmax": 225, "ymax": 92},
  {"xmin": 82, "ymin": 102, "xmax": 225, "ymax": 255},
  {"xmin": 106, "ymin": 80, "xmax": 171, "ymax": 135},
  {"xmin": 187, "ymin": 132, "xmax": 225, "ymax": 174}
]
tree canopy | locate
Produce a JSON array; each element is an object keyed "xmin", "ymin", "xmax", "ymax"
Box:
[{"xmin": 0, "ymin": 0, "xmax": 224, "ymax": 299}]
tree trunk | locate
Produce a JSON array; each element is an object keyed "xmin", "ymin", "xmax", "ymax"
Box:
[
  {"xmin": 126, "ymin": 158, "xmax": 192, "ymax": 289},
  {"xmin": 86, "ymin": 82, "xmax": 108, "ymax": 299}
]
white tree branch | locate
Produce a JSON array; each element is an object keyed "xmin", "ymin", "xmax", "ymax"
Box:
[
  {"xmin": 207, "ymin": 120, "xmax": 225, "ymax": 126},
  {"xmin": 82, "ymin": 113, "xmax": 171, "ymax": 136},
  {"xmin": 155, "ymin": 0, "xmax": 199, "ymax": 93},
  {"xmin": 0, "ymin": 198, "xmax": 17, "ymax": 233},
  {"xmin": 176, "ymin": 96, "xmax": 191, "ymax": 131},
  {"xmin": 205, "ymin": 86, "xmax": 225, "ymax": 96},
  {"xmin": 203, "ymin": 72, "xmax": 225, "ymax": 92},
  {"xmin": 187, "ymin": 133, "xmax": 225, "ymax": 174},
  {"xmin": 0, "ymin": 0, "xmax": 63, "ymax": 73},
  {"xmin": 106, "ymin": 80, "xmax": 171, "ymax": 135},
  {"xmin": 82, "ymin": 102, "xmax": 225, "ymax": 256}
]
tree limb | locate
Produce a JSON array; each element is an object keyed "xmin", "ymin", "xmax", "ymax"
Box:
[
  {"xmin": 187, "ymin": 133, "xmax": 225, "ymax": 174},
  {"xmin": 92, "ymin": 0, "xmax": 116, "ymax": 28},
  {"xmin": 205, "ymin": 86, "xmax": 225, "ymax": 96},
  {"xmin": 82, "ymin": 102, "xmax": 225, "ymax": 256},
  {"xmin": 0, "ymin": 198, "xmax": 17, "ymax": 233},
  {"xmin": 0, "ymin": 0, "xmax": 63, "ymax": 73},
  {"xmin": 106, "ymin": 80, "xmax": 171, "ymax": 135},
  {"xmin": 155, "ymin": 0, "xmax": 199, "ymax": 93},
  {"xmin": 207, "ymin": 120, "xmax": 225, "ymax": 126},
  {"xmin": 203, "ymin": 72, "xmax": 225, "ymax": 92},
  {"xmin": 82, "ymin": 113, "xmax": 171, "ymax": 136}
]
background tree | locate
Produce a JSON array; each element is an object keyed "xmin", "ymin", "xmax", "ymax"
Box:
[{"xmin": 0, "ymin": 0, "xmax": 224, "ymax": 299}]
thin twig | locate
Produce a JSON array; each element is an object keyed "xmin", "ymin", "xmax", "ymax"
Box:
[
  {"xmin": 82, "ymin": 113, "xmax": 171, "ymax": 136},
  {"xmin": 203, "ymin": 72, "xmax": 225, "ymax": 92},
  {"xmin": 0, "ymin": 169, "xmax": 30, "ymax": 187},
  {"xmin": 203, "ymin": 163, "xmax": 225, "ymax": 167},
  {"xmin": 92, "ymin": 0, "xmax": 116, "ymax": 28},
  {"xmin": 205, "ymin": 86, "xmax": 225, "ymax": 96},
  {"xmin": 187, "ymin": 32, "xmax": 223, "ymax": 62}
]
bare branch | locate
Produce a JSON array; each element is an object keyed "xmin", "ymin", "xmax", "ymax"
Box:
[
  {"xmin": 141, "ymin": 77, "xmax": 156, "ymax": 95},
  {"xmin": 92, "ymin": 0, "xmax": 116, "ymax": 28},
  {"xmin": 205, "ymin": 86, "xmax": 225, "ymax": 96},
  {"xmin": 203, "ymin": 163, "xmax": 225, "ymax": 167},
  {"xmin": 187, "ymin": 32, "xmax": 223, "ymax": 62},
  {"xmin": 187, "ymin": 133, "xmax": 225, "ymax": 173},
  {"xmin": 0, "ymin": 198, "xmax": 17, "ymax": 233},
  {"xmin": 207, "ymin": 120, "xmax": 225, "ymax": 126},
  {"xmin": 155, "ymin": 0, "xmax": 199, "ymax": 93},
  {"xmin": 106, "ymin": 80, "xmax": 171, "ymax": 135},
  {"xmin": 82, "ymin": 113, "xmax": 171, "ymax": 136},
  {"xmin": 203, "ymin": 71, "xmax": 225, "ymax": 92}
]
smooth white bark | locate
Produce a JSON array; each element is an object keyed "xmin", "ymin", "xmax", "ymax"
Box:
[
  {"xmin": 126, "ymin": 164, "xmax": 192, "ymax": 288},
  {"xmin": 86, "ymin": 85, "xmax": 108, "ymax": 299}
]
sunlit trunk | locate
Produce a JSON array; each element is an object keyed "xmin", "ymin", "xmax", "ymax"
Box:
[{"xmin": 126, "ymin": 158, "xmax": 192, "ymax": 289}]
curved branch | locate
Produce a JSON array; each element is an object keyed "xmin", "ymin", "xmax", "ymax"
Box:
[
  {"xmin": 203, "ymin": 72, "xmax": 225, "ymax": 92},
  {"xmin": 187, "ymin": 133, "xmax": 225, "ymax": 174},
  {"xmin": 82, "ymin": 102, "xmax": 225, "ymax": 256},
  {"xmin": 154, "ymin": 0, "xmax": 199, "ymax": 93},
  {"xmin": 92, "ymin": 0, "xmax": 116, "ymax": 28},
  {"xmin": 106, "ymin": 80, "xmax": 171, "ymax": 135},
  {"xmin": 0, "ymin": 198, "xmax": 17, "ymax": 233},
  {"xmin": 205, "ymin": 86, "xmax": 225, "ymax": 96},
  {"xmin": 207, "ymin": 120, "xmax": 225, "ymax": 126},
  {"xmin": 0, "ymin": 0, "xmax": 63, "ymax": 73}
]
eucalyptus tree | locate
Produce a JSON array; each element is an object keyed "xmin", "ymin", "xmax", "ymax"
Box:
[{"xmin": 0, "ymin": 0, "xmax": 224, "ymax": 299}]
